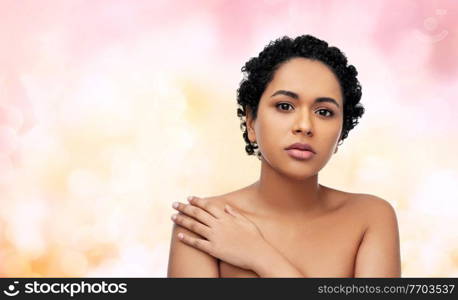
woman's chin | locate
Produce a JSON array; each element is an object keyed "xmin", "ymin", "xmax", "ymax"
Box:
[
  {"xmin": 286, "ymin": 172, "xmax": 317, "ymax": 182},
  {"xmin": 277, "ymin": 165, "xmax": 319, "ymax": 181}
]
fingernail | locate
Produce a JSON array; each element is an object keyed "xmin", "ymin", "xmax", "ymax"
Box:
[
  {"xmin": 172, "ymin": 202, "xmax": 179, "ymax": 208},
  {"xmin": 178, "ymin": 233, "xmax": 184, "ymax": 239},
  {"xmin": 187, "ymin": 196, "xmax": 194, "ymax": 202},
  {"xmin": 171, "ymin": 214, "xmax": 177, "ymax": 220}
]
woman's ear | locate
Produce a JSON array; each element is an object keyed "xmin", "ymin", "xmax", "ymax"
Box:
[{"xmin": 245, "ymin": 106, "xmax": 256, "ymax": 143}]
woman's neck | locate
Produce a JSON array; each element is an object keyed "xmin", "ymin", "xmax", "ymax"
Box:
[{"xmin": 252, "ymin": 159, "xmax": 326, "ymax": 219}]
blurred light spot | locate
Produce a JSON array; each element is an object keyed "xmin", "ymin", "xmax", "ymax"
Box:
[
  {"xmin": 410, "ymin": 169, "xmax": 458, "ymax": 217},
  {"xmin": 0, "ymin": 153, "xmax": 15, "ymax": 182},
  {"xmin": 0, "ymin": 126, "xmax": 19, "ymax": 155},
  {"xmin": 85, "ymin": 258, "xmax": 118, "ymax": 277},
  {"xmin": 3, "ymin": 254, "xmax": 31, "ymax": 276},
  {"xmin": 90, "ymin": 205, "xmax": 122, "ymax": 243},
  {"xmin": 5, "ymin": 200, "xmax": 47, "ymax": 259},
  {"xmin": 117, "ymin": 243, "xmax": 152, "ymax": 276},
  {"xmin": 0, "ymin": 105, "xmax": 24, "ymax": 132},
  {"xmin": 150, "ymin": 242, "xmax": 169, "ymax": 277},
  {"xmin": 70, "ymin": 225, "xmax": 97, "ymax": 251},
  {"xmin": 451, "ymin": 248, "xmax": 458, "ymax": 268},
  {"xmin": 59, "ymin": 250, "xmax": 88, "ymax": 276},
  {"xmin": 67, "ymin": 168, "xmax": 104, "ymax": 198},
  {"xmin": 356, "ymin": 155, "xmax": 393, "ymax": 183}
]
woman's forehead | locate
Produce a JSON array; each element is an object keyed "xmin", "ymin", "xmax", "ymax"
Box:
[{"xmin": 265, "ymin": 58, "xmax": 343, "ymax": 103}]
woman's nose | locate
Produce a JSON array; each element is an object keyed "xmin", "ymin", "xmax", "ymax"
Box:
[{"xmin": 292, "ymin": 113, "xmax": 313, "ymax": 136}]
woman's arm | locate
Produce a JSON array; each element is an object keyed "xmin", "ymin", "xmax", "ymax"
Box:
[
  {"xmin": 167, "ymin": 223, "xmax": 219, "ymax": 277},
  {"xmin": 171, "ymin": 197, "xmax": 307, "ymax": 277},
  {"xmin": 353, "ymin": 196, "xmax": 401, "ymax": 277},
  {"xmin": 249, "ymin": 242, "xmax": 306, "ymax": 277}
]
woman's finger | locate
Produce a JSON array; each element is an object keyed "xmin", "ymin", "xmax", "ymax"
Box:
[
  {"xmin": 188, "ymin": 196, "xmax": 225, "ymax": 219},
  {"xmin": 172, "ymin": 201, "xmax": 215, "ymax": 226},
  {"xmin": 177, "ymin": 232, "xmax": 213, "ymax": 255},
  {"xmin": 172, "ymin": 213, "xmax": 211, "ymax": 239}
]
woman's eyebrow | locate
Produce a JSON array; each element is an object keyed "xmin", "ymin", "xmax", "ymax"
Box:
[{"xmin": 270, "ymin": 89, "xmax": 340, "ymax": 108}]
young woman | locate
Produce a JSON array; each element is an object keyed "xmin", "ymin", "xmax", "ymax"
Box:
[{"xmin": 167, "ymin": 35, "xmax": 401, "ymax": 278}]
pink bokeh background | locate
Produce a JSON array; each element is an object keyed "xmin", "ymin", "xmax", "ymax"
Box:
[{"xmin": 1, "ymin": 0, "xmax": 457, "ymax": 277}]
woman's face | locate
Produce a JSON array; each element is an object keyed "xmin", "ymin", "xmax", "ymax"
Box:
[{"xmin": 246, "ymin": 57, "xmax": 344, "ymax": 180}]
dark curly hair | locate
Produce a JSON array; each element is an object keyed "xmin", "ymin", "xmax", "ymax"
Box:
[{"xmin": 236, "ymin": 34, "xmax": 365, "ymax": 160}]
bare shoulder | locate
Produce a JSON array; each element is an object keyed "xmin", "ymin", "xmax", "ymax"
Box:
[
  {"xmin": 168, "ymin": 193, "xmax": 233, "ymax": 277},
  {"xmin": 355, "ymin": 193, "xmax": 397, "ymax": 214},
  {"xmin": 196, "ymin": 194, "xmax": 229, "ymax": 206},
  {"xmin": 348, "ymin": 192, "xmax": 398, "ymax": 230},
  {"xmin": 196, "ymin": 184, "xmax": 254, "ymax": 211},
  {"xmin": 195, "ymin": 193, "xmax": 242, "ymax": 212},
  {"xmin": 322, "ymin": 187, "xmax": 398, "ymax": 227},
  {"xmin": 350, "ymin": 193, "xmax": 401, "ymax": 277},
  {"xmin": 346, "ymin": 192, "xmax": 395, "ymax": 209}
]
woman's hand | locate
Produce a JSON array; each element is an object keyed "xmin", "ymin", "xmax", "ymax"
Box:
[{"xmin": 171, "ymin": 196, "xmax": 270, "ymax": 271}]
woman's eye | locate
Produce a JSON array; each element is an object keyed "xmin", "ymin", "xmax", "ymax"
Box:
[
  {"xmin": 275, "ymin": 103, "xmax": 334, "ymax": 117},
  {"xmin": 317, "ymin": 109, "xmax": 334, "ymax": 117},
  {"xmin": 276, "ymin": 103, "xmax": 293, "ymax": 111}
]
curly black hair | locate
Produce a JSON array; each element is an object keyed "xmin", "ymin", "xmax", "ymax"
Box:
[{"xmin": 236, "ymin": 34, "xmax": 365, "ymax": 160}]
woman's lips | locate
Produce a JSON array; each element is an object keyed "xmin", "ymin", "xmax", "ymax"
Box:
[{"xmin": 285, "ymin": 149, "xmax": 315, "ymax": 160}]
